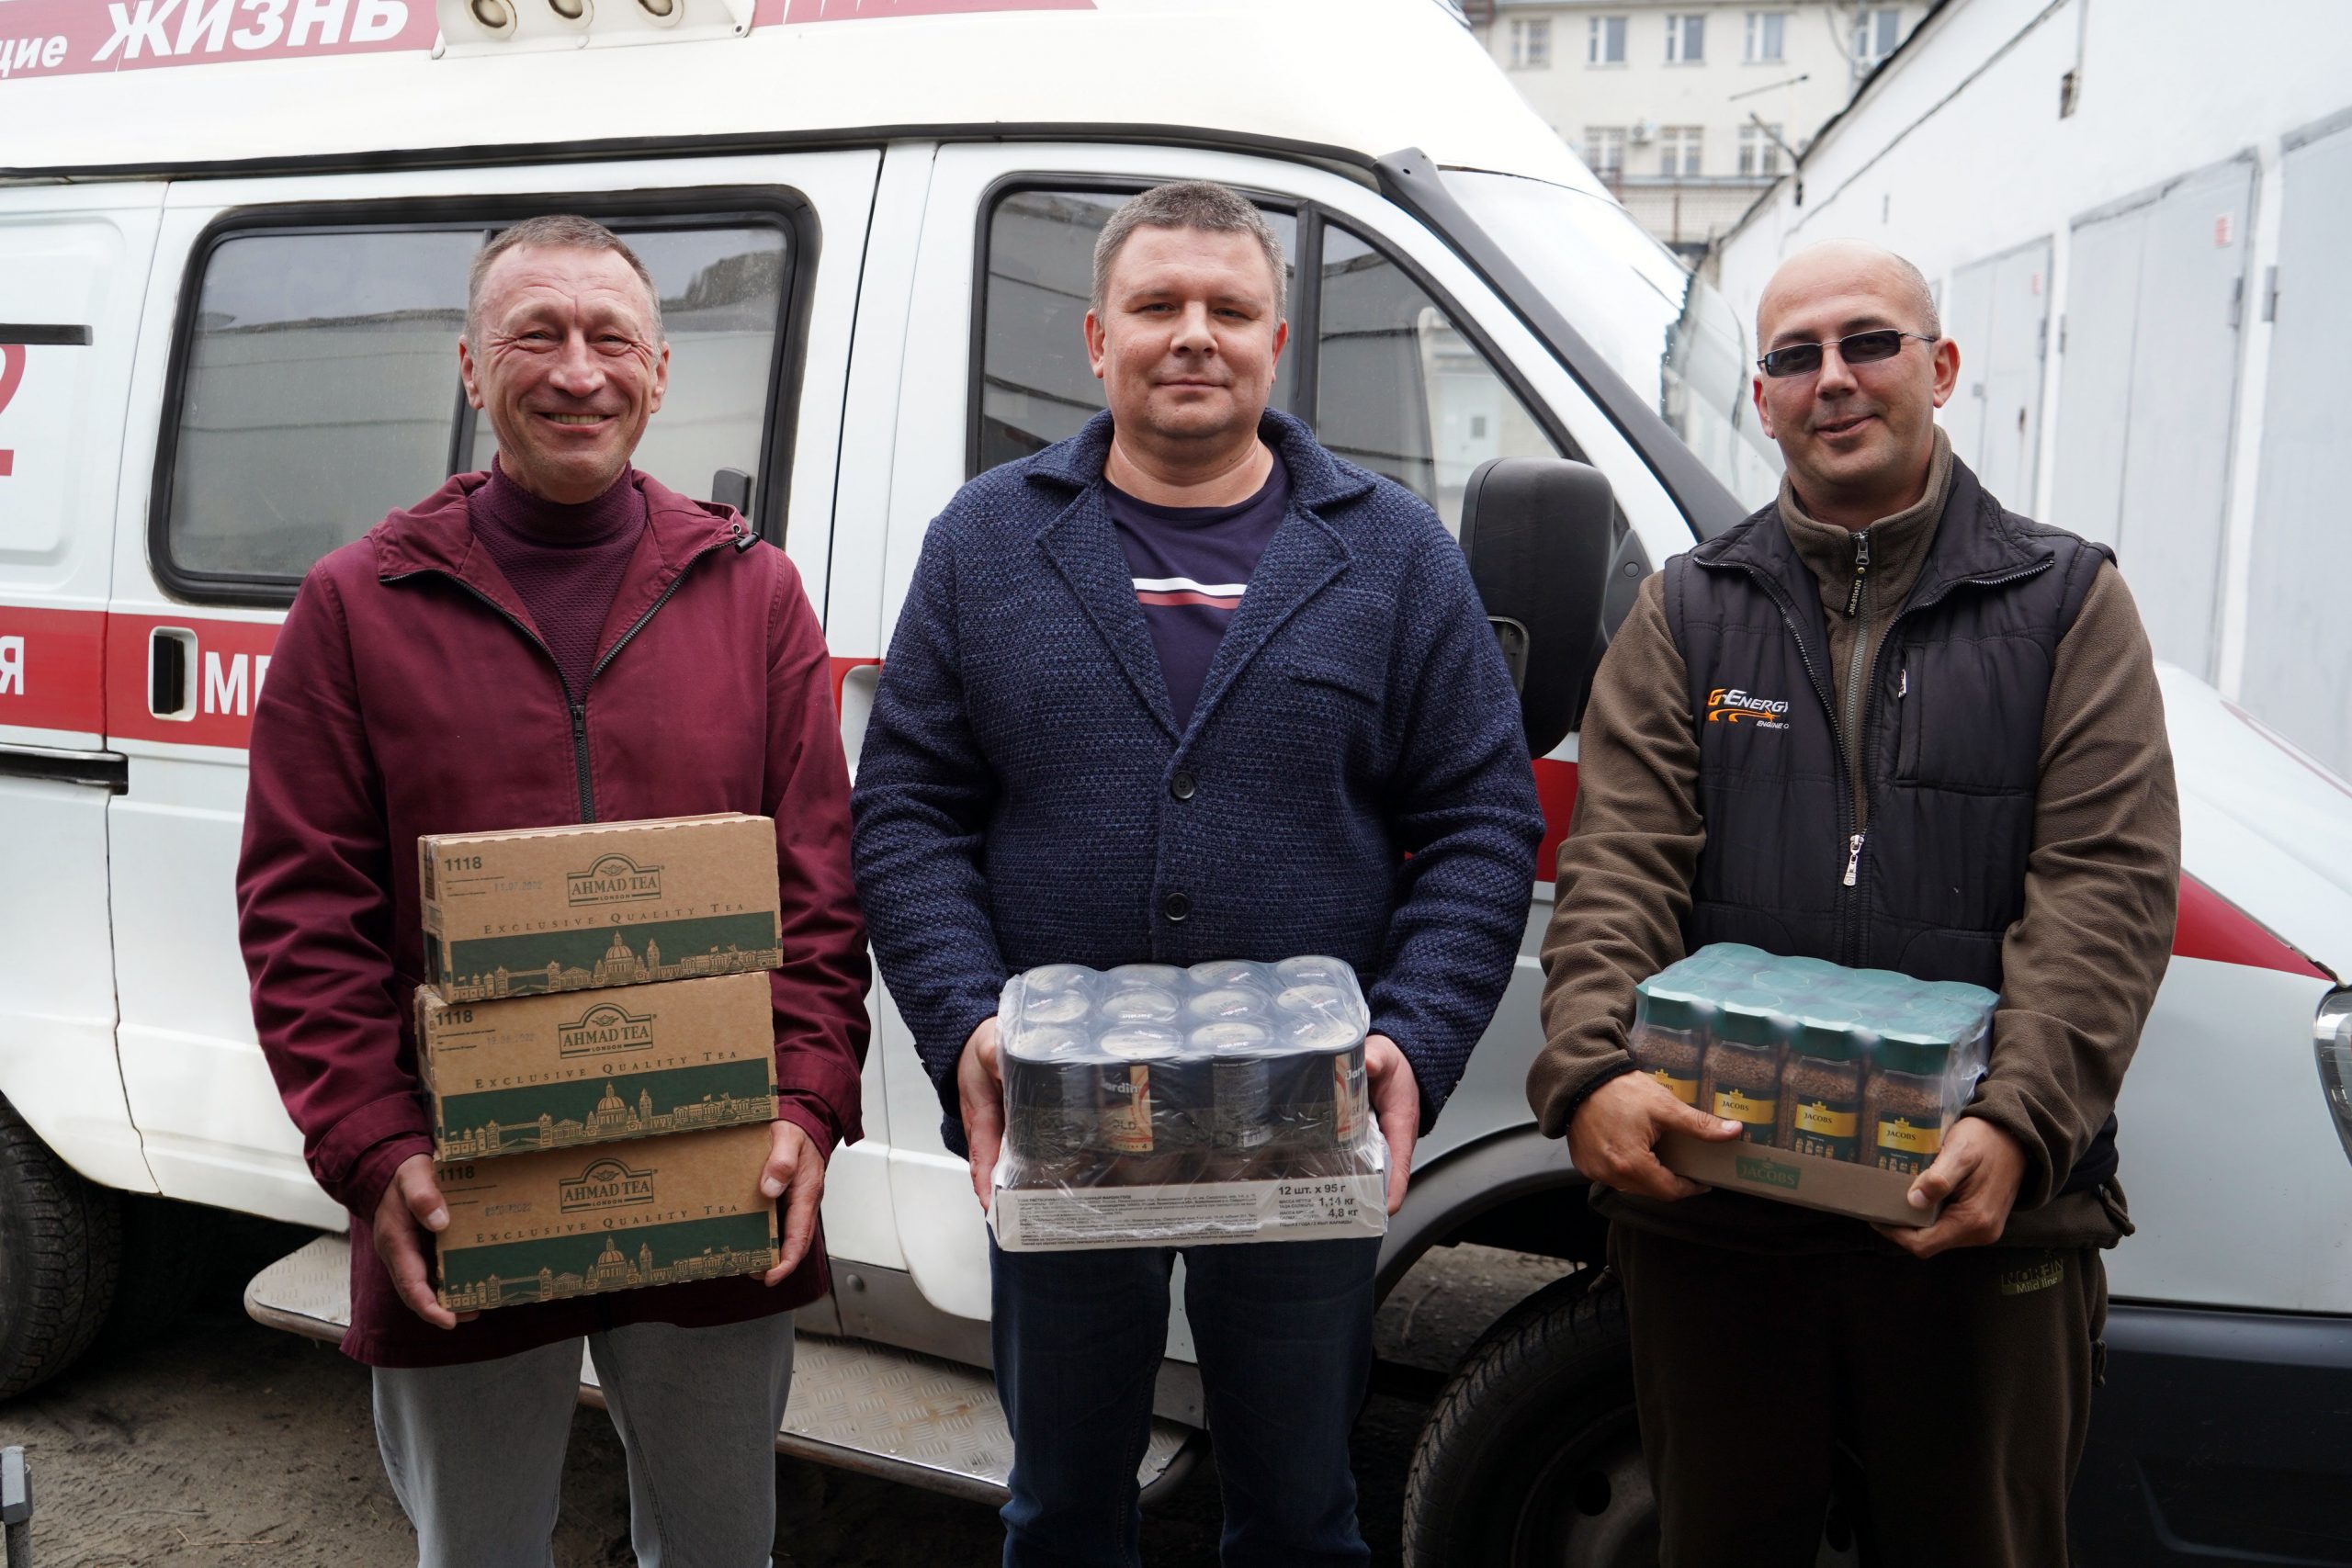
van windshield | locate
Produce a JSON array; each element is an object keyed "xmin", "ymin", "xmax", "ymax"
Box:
[{"xmin": 1442, "ymin": 169, "xmax": 1783, "ymax": 511}]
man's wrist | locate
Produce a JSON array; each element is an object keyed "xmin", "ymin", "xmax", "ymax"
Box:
[
  {"xmin": 352, "ymin": 1134, "xmax": 435, "ymax": 1220},
  {"xmin": 1560, "ymin": 1058, "xmax": 1639, "ymax": 1125}
]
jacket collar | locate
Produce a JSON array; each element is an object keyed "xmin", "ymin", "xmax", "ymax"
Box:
[
  {"xmin": 1698, "ymin": 456, "xmax": 2048, "ymax": 615},
  {"xmin": 1028, "ymin": 409, "xmax": 1371, "ymax": 744},
  {"xmin": 1026, "ymin": 408, "xmax": 1378, "ymax": 513},
  {"xmin": 371, "ymin": 468, "xmax": 752, "ymax": 663}
]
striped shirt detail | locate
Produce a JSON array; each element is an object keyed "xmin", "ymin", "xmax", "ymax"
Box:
[{"xmin": 1133, "ymin": 575, "xmax": 1248, "ymax": 610}]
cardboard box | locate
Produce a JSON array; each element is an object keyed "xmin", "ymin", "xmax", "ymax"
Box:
[
  {"xmin": 419, "ymin": 815, "xmax": 783, "ymax": 1003},
  {"xmin": 434, "ymin": 1122, "xmax": 777, "ymax": 1312},
  {"xmin": 1657, "ymin": 1132, "xmax": 1940, "ymax": 1228},
  {"xmin": 417, "ymin": 974, "xmax": 777, "ymax": 1161}
]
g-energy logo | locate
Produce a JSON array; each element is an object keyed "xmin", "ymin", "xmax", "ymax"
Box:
[
  {"xmin": 558, "ymin": 1003, "xmax": 656, "ymax": 1058},
  {"xmin": 567, "ymin": 853, "xmax": 663, "ymax": 907},
  {"xmin": 560, "ymin": 1157, "xmax": 657, "ymax": 1213},
  {"xmin": 1706, "ymin": 688, "xmax": 1792, "ymax": 730}
]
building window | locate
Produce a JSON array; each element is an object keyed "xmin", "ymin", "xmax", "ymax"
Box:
[
  {"xmin": 1744, "ymin": 10, "xmax": 1785, "ymax": 62},
  {"xmin": 1584, "ymin": 126, "xmax": 1627, "ymax": 182},
  {"xmin": 1854, "ymin": 6, "xmax": 1901, "ymax": 65},
  {"xmin": 1587, "ymin": 14, "xmax": 1626, "ymax": 64},
  {"xmin": 1664, "ymin": 13, "xmax": 1705, "ymax": 63},
  {"xmin": 1509, "ymin": 17, "xmax": 1552, "ymax": 69},
  {"xmin": 1737, "ymin": 122, "xmax": 1786, "ymax": 176},
  {"xmin": 1658, "ymin": 126, "xmax": 1703, "ymax": 177}
]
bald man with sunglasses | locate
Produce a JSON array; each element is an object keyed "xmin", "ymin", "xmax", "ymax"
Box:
[{"xmin": 1530, "ymin": 241, "xmax": 2179, "ymax": 1565}]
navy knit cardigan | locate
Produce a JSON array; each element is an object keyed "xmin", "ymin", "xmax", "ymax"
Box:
[{"xmin": 849, "ymin": 409, "xmax": 1545, "ymax": 1152}]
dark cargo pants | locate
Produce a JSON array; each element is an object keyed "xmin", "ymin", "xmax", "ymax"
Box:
[{"xmin": 1611, "ymin": 1224, "xmax": 2107, "ymax": 1568}]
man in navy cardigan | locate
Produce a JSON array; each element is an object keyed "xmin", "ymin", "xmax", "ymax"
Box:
[{"xmin": 850, "ymin": 182, "xmax": 1544, "ymax": 1567}]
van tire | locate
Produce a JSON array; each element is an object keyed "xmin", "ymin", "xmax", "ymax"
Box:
[
  {"xmin": 0, "ymin": 1099, "xmax": 123, "ymax": 1400},
  {"xmin": 1401, "ymin": 1264, "xmax": 1653, "ymax": 1568},
  {"xmin": 1404, "ymin": 1259, "xmax": 1866, "ymax": 1568}
]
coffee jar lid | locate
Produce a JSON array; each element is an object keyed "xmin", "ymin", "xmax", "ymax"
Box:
[
  {"xmin": 1876, "ymin": 1031, "xmax": 1953, "ymax": 1076},
  {"xmin": 1792, "ymin": 1015, "xmax": 1864, "ymax": 1061},
  {"xmin": 1639, "ymin": 985, "xmax": 1714, "ymax": 1035},
  {"xmin": 1714, "ymin": 990, "xmax": 1790, "ymax": 1048}
]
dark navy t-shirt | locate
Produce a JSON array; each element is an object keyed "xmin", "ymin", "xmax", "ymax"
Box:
[{"xmin": 1106, "ymin": 449, "xmax": 1291, "ymax": 729}]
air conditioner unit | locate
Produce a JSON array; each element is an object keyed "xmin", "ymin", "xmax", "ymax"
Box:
[{"xmin": 1630, "ymin": 118, "xmax": 1658, "ymax": 144}]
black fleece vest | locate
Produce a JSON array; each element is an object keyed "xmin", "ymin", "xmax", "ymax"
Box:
[{"xmin": 1663, "ymin": 460, "xmax": 2120, "ymax": 1194}]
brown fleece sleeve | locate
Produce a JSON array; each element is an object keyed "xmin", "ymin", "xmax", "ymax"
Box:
[
  {"xmin": 1530, "ymin": 572, "xmax": 1708, "ymax": 1135},
  {"xmin": 1962, "ymin": 561, "xmax": 2182, "ymax": 1207}
]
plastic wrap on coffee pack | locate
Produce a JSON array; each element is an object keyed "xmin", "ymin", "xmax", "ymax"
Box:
[
  {"xmin": 989, "ymin": 956, "xmax": 1387, "ymax": 1251},
  {"xmin": 1627, "ymin": 943, "xmax": 1994, "ymax": 1175}
]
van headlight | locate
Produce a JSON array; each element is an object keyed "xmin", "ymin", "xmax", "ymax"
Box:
[{"xmin": 2319, "ymin": 989, "xmax": 2352, "ymax": 1166}]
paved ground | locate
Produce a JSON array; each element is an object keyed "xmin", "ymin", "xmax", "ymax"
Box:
[{"xmin": 0, "ymin": 1212, "xmax": 1576, "ymax": 1567}]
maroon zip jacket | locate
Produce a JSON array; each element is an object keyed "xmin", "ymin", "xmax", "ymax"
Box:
[{"xmin": 237, "ymin": 470, "xmax": 869, "ymax": 1368}]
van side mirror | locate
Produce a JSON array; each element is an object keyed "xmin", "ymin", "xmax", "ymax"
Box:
[{"xmin": 1458, "ymin": 457, "xmax": 1618, "ymax": 759}]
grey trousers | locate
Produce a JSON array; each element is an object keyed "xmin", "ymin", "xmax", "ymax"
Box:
[{"xmin": 373, "ymin": 1312, "xmax": 796, "ymax": 1568}]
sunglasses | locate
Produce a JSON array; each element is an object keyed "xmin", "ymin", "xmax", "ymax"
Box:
[{"xmin": 1757, "ymin": 329, "xmax": 1939, "ymax": 379}]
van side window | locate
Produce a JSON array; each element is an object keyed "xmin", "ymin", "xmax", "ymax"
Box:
[
  {"xmin": 168, "ymin": 230, "xmax": 478, "ymax": 582},
  {"xmin": 161, "ymin": 216, "xmax": 792, "ymax": 598},
  {"xmin": 1316, "ymin": 222, "xmax": 1562, "ymax": 535},
  {"xmin": 977, "ymin": 188, "xmax": 1296, "ymax": 474},
  {"xmin": 974, "ymin": 188, "xmax": 1566, "ymax": 536}
]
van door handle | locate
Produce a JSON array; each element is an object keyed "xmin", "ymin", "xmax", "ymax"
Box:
[{"xmin": 149, "ymin": 628, "xmax": 197, "ymax": 720}]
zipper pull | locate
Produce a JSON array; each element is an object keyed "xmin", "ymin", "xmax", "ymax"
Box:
[
  {"xmin": 571, "ymin": 702, "xmax": 587, "ymax": 739},
  {"xmin": 1898, "ymin": 667, "xmax": 1908, "ymax": 699},
  {"xmin": 1842, "ymin": 831, "xmax": 1865, "ymax": 887},
  {"xmin": 1844, "ymin": 530, "xmax": 1871, "ymax": 618}
]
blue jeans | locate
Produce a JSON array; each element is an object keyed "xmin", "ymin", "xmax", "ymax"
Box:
[{"xmin": 990, "ymin": 1235, "xmax": 1381, "ymax": 1568}]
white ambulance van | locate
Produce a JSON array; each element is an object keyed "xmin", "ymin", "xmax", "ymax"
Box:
[{"xmin": 2, "ymin": 1, "xmax": 2346, "ymax": 1562}]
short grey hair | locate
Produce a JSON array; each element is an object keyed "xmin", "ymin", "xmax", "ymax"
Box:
[
  {"xmin": 465, "ymin": 214, "xmax": 663, "ymax": 345},
  {"xmin": 1091, "ymin": 181, "xmax": 1288, "ymax": 321}
]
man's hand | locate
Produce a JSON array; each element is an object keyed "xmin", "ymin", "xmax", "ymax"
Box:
[
  {"xmin": 374, "ymin": 1154, "xmax": 469, "ymax": 1329},
  {"xmin": 1874, "ymin": 1117, "xmax": 2027, "ymax": 1258},
  {"xmin": 957, "ymin": 1016, "xmax": 1006, "ymax": 1212},
  {"xmin": 1565, "ymin": 1072, "xmax": 1743, "ymax": 1201},
  {"xmin": 761, "ymin": 1120, "xmax": 828, "ymax": 1285},
  {"xmin": 1363, "ymin": 1034, "xmax": 1419, "ymax": 1216}
]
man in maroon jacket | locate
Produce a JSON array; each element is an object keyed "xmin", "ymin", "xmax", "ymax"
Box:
[{"xmin": 237, "ymin": 214, "xmax": 868, "ymax": 1568}]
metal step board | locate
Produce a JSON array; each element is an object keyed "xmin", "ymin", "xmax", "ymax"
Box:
[{"xmin": 246, "ymin": 1235, "xmax": 1197, "ymax": 1505}]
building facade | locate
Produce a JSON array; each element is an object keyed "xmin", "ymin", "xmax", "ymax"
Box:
[
  {"xmin": 1467, "ymin": 0, "xmax": 1928, "ymax": 256},
  {"xmin": 1715, "ymin": 0, "xmax": 2352, "ymax": 784}
]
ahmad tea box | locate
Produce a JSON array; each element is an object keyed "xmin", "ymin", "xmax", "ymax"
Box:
[
  {"xmin": 417, "ymin": 973, "xmax": 777, "ymax": 1161},
  {"xmin": 420, "ymin": 814, "xmax": 783, "ymax": 1003},
  {"xmin": 434, "ymin": 1122, "xmax": 777, "ymax": 1313}
]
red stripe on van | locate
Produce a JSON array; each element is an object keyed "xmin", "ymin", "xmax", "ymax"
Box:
[
  {"xmin": 1532, "ymin": 755, "xmax": 1578, "ymax": 880},
  {"xmin": 0, "ymin": 604, "xmax": 107, "ymax": 737},
  {"xmin": 2174, "ymin": 874, "xmax": 2334, "ymax": 981},
  {"xmin": 105, "ymin": 613, "xmax": 281, "ymax": 750}
]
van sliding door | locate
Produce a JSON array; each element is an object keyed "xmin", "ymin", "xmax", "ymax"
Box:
[{"xmin": 0, "ymin": 184, "xmax": 162, "ymax": 1195}]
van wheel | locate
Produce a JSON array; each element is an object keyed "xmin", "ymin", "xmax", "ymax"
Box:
[
  {"xmin": 1403, "ymin": 1265, "xmax": 1653, "ymax": 1567},
  {"xmin": 1403, "ymin": 1262, "xmax": 1866, "ymax": 1568},
  {"xmin": 0, "ymin": 1098, "xmax": 123, "ymax": 1400}
]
